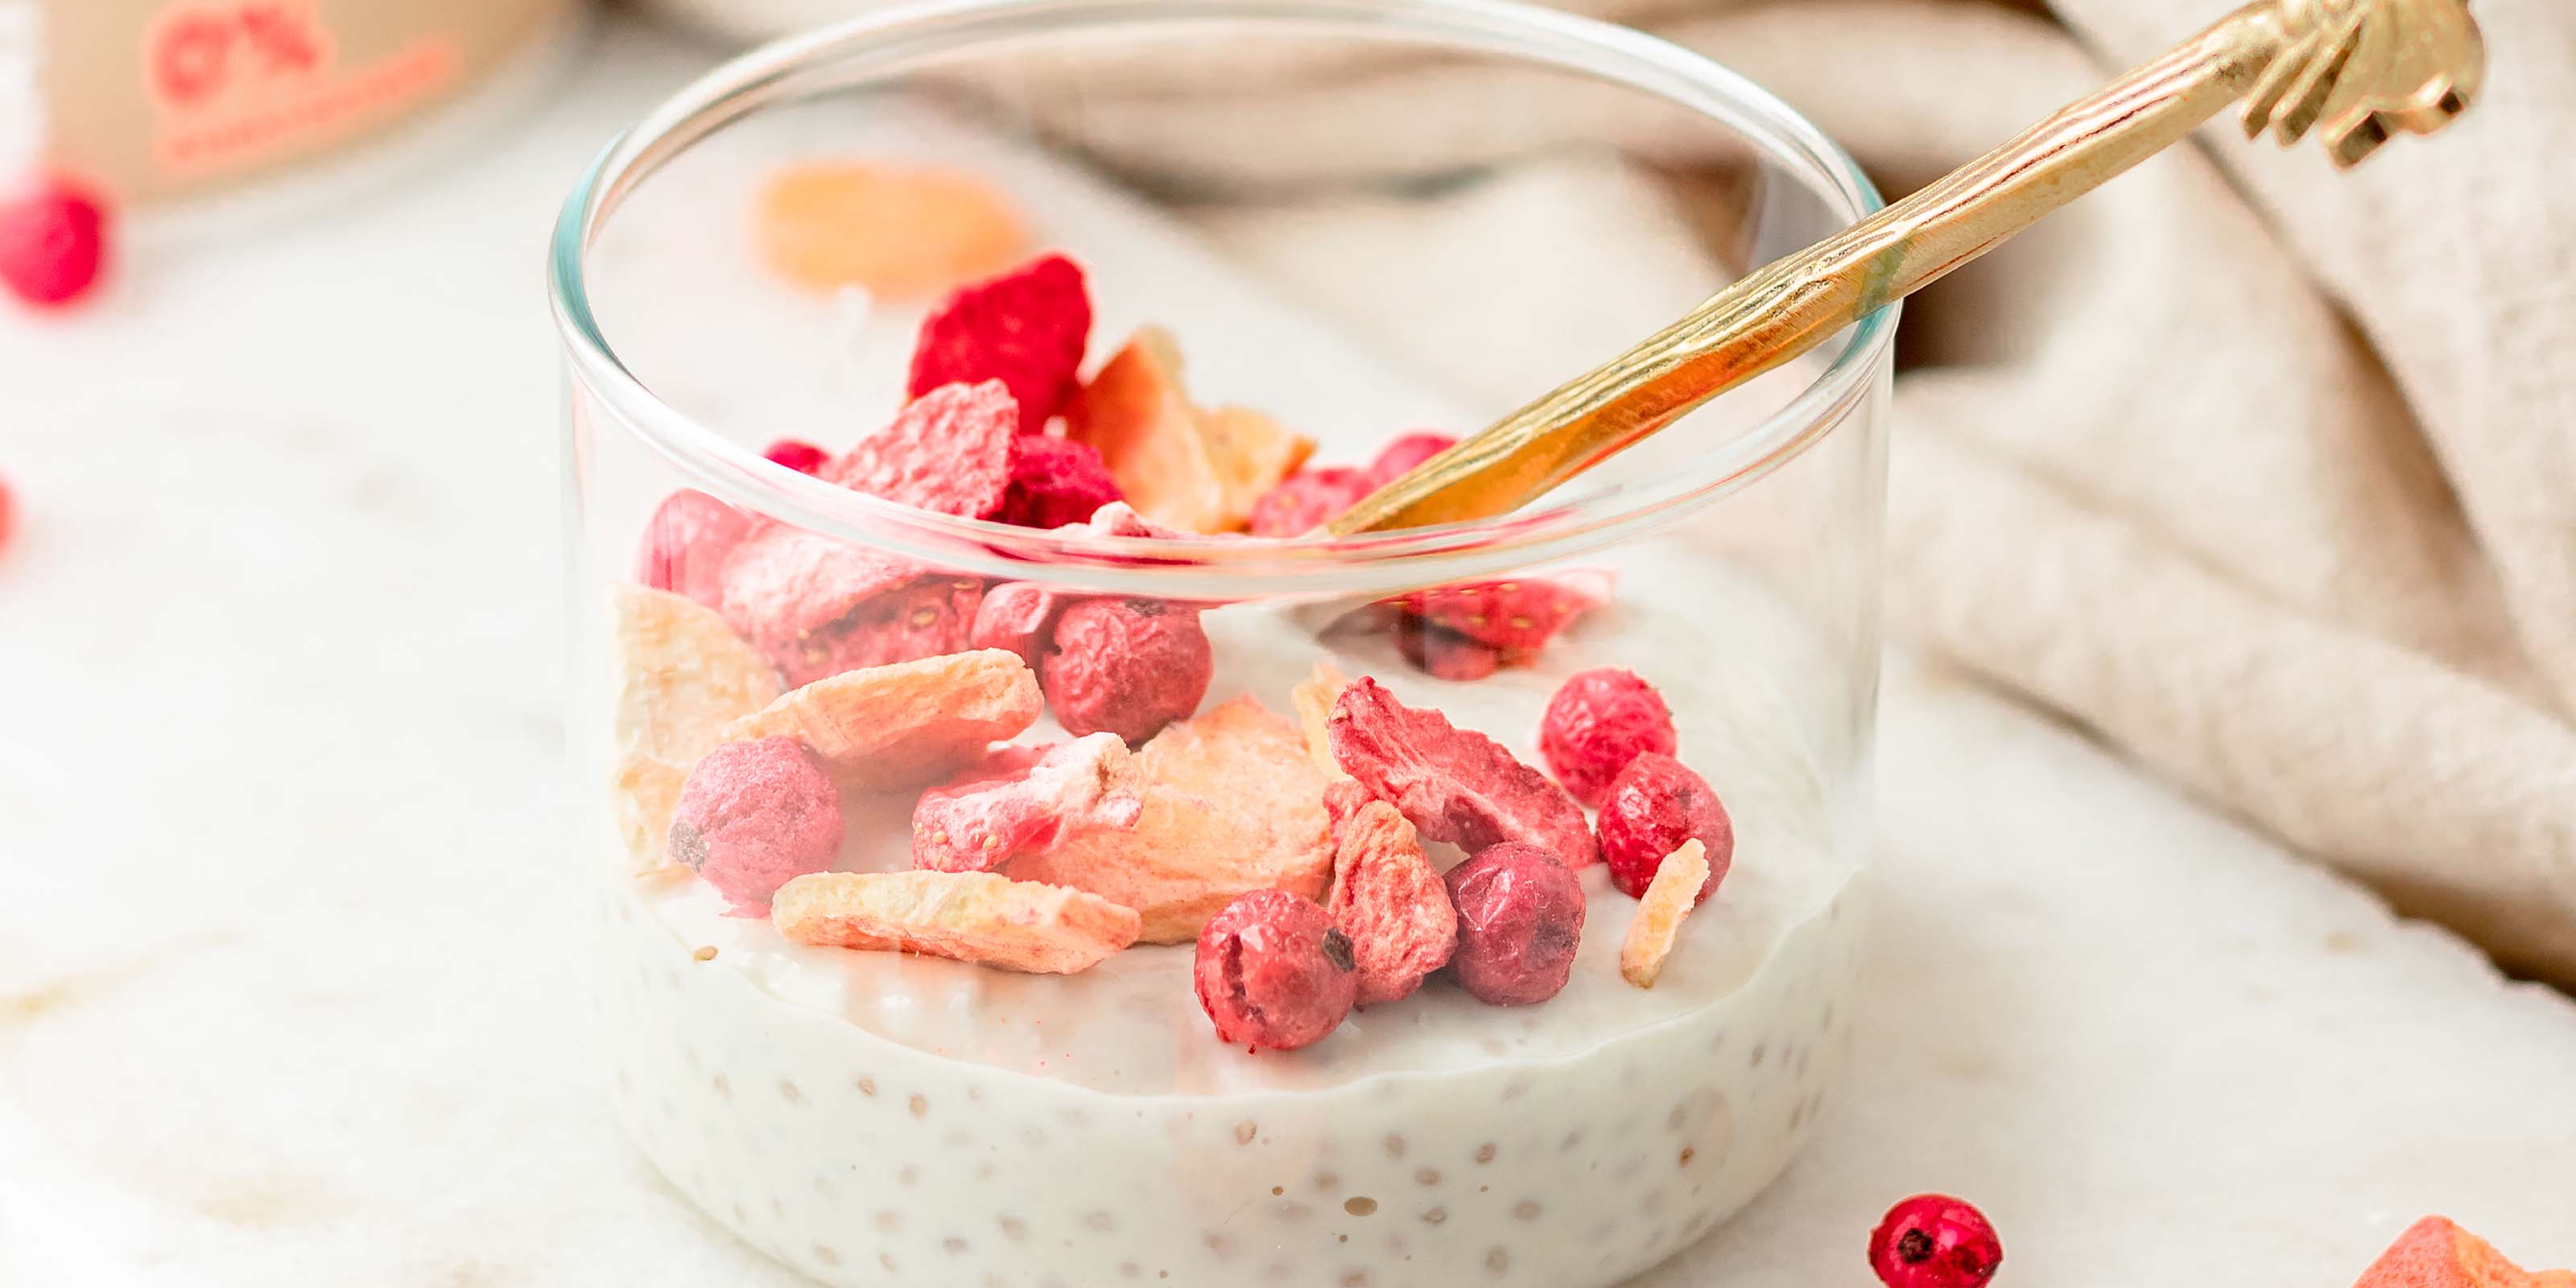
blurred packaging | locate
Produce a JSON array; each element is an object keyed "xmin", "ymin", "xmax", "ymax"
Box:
[{"xmin": 7, "ymin": 0, "xmax": 581, "ymax": 207}]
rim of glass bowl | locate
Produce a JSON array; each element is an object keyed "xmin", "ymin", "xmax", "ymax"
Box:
[{"xmin": 547, "ymin": 0, "xmax": 1895, "ymax": 601}]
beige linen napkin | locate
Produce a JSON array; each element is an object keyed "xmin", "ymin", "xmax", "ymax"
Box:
[{"xmin": 644, "ymin": 0, "xmax": 2576, "ymax": 980}]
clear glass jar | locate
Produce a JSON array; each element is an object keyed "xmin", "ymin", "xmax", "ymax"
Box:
[{"xmin": 550, "ymin": 2, "xmax": 1892, "ymax": 1285}]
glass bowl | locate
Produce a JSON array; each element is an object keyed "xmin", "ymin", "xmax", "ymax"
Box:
[{"xmin": 550, "ymin": 2, "xmax": 1892, "ymax": 1285}]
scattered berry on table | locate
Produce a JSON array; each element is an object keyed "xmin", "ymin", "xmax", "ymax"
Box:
[
  {"xmin": 0, "ymin": 176, "xmax": 109, "ymax": 309},
  {"xmin": 762, "ymin": 439, "xmax": 829, "ymax": 474},
  {"xmin": 907, "ymin": 252, "xmax": 1092, "ymax": 435},
  {"xmin": 1597, "ymin": 752, "xmax": 1733, "ymax": 901},
  {"xmin": 636, "ymin": 489, "xmax": 758, "ymax": 612},
  {"xmin": 1443, "ymin": 841, "xmax": 1586, "ymax": 1005},
  {"xmin": 668, "ymin": 736, "xmax": 846, "ymax": 916},
  {"xmin": 1039, "ymin": 597, "xmax": 1214, "ymax": 742},
  {"xmin": 1538, "ymin": 667, "xmax": 1678, "ymax": 807},
  {"xmin": 1868, "ymin": 1195, "xmax": 2002, "ymax": 1288},
  {"xmin": 1193, "ymin": 888, "xmax": 1358, "ymax": 1051}
]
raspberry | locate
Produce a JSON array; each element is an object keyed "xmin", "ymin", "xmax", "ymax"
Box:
[
  {"xmin": 1324, "ymin": 798, "xmax": 1456, "ymax": 1005},
  {"xmin": 1246, "ymin": 465, "xmax": 1373, "ymax": 538},
  {"xmin": 669, "ymin": 737, "xmax": 845, "ymax": 915},
  {"xmin": 0, "ymin": 176, "xmax": 109, "ymax": 309},
  {"xmin": 762, "ymin": 439, "xmax": 829, "ymax": 474},
  {"xmin": 1538, "ymin": 667, "xmax": 1678, "ymax": 807},
  {"xmin": 1327, "ymin": 677, "xmax": 1600, "ymax": 867},
  {"xmin": 1443, "ymin": 842, "xmax": 1585, "ymax": 1005},
  {"xmin": 911, "ymin": 733, "xmax": 1143, "ymax": 872},
  {"xmin": 1367, "ymin": 431, "xmax": 1458, "ymax": 481},
  {"xmin": 1192, "ymin": 889, "xmax": 1357, "ymax": 1051},
  {"xmin": 637, "ymin": 489, "xmax": 758, "ymax": 611},
  {"xmin": 1039, "ymin": 598, "xmax": 1213, "ymax": 742},
  {"xmin": 824, "ymin": 379, "xmax": 1018, "ymax": 518},
  {"xmin": 906, "ymin": 253, "xmax": 1092, "ymax": 435},
  {"xmin": 1868, "ymin": 1195, "xmax": 2002, "ymax": 1288},
  {"xmin": 1597, "ymin": 753, "xmax": 1733, "ymax": 901},
  {"xmin": 995, "ymin": 435, "xmax": 1122, "ymax": 529},
  {"xmin": 1390, "ymin": 569, "xmax": 1612, "ymax": 658},
  {"xmin": 1393, "ymin": 615, "xmax": 1505, "ymax": 681}
]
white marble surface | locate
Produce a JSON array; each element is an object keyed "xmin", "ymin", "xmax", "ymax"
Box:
[{"xmin": 2, "ymin": 19, "xmax": 2571, "ymax": 1287}]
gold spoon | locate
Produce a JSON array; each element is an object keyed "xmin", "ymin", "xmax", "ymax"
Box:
[{"xmin": 1327, "ymin": 0, "xmax": 2484, "ymax": 535}]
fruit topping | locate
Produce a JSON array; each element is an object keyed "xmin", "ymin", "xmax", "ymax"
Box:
[
  {"xmin": 669, "ymin": 736, "xmax": 845, "ymax": 915},
  {"xmin": 1193, "ymin": 889, "xmax": 1357, "ymax": 1051},
  {"xmin": 1327, "ymin": 676, "xmax": 1599, "ymax": 867}
]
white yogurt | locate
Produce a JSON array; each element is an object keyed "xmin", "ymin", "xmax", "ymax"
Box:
[{"xmin": 590, "ymin": 543, "xmax": 1867, "ymax": 1288}]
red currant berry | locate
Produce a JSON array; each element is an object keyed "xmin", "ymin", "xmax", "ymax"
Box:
[
  {"xmin": 0, "ymin": 177, "xmax": 110, "ymax": 309},
  {"xmin": 762, "ymin": 439, "xmax": 830, "ymax": 474},
  {"xmin": 1868, "ymin": 1194, "xmax": 2002, "ymax": 1288}
]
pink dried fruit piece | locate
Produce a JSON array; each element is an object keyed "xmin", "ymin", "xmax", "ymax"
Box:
[
  {"xmin": 1014, "ymin": 696, "xmax": 1335, "ymax": 943},
  {"xmin": 1193, "ymin": 888, "xmax": 1357, "ymax": 1051},
  {"xmin": 1325, "ymin": 799, "xmax": 1457, "ymax": 1006},
  {"xmin": 722, "ymin": 531, "xmax": 984, "ymax": 688},
  {"xmin": 722, "ymin": 649, "xmax": 1042, "ymax": 791},
  {"xmin": 996, "ymin": 435, "xmax": 1122, "ymax": 529},
  {"xmin": 1389, "ymin": 568, "xmax": 1614, "ymax": 657},
  {"xmin": 1367, "ymin": 431, "xmax": 1458, "ymax": 481},
  {"xmin": 638, "ymin": 489, "xmax": 758, "ymax": 611},
  {"xmin": 1247, "ymin": 465, "xmax": 1373, "ymax": 539},
  {"xmin": 1394, "ymin": 615, "xmax": 1505, "ymax": 682},
  {"xmin": 824, "ymin": 378, "xmax": 1018, "ymax": 518},
  {"xmin": 906, "ymin": 252, "xmax": 1092, "ymax": 436},
  {"xmin": 1597, "ymin": 752, "xmax": 1733, "ymax": 902},
  {"xmin": 1443, "ymin": 841, "xmax": 1585, "ymax": 1005},
  {"xmin": 669, "ymin": 737, "xmax": 845, "ymax": 915},
  {"xmin": 762, "ymin": 438, "xmax": 829, "ymax": 474},
  {"xmin": 1538, "ymin": 667, "xmax": 1678, "ymax": 808},
  {"xmin": 774, "ymin": 870, "xmax": 1138, "ymax": 975},
  {"xmin": 1040, "ymin": 597, "xmax": 1214, "ymax": 742},
  {"xmin": 1327, "ymin": 676, "xmax": 1599, "ymax": 867},
  {"xmin": 912, "ymin": 733, "xmax": 1144, "ymax": 873}
]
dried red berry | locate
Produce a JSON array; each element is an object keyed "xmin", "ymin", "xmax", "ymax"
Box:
[
  {"xmin": 637, "ymin": 489, "xmax": 758, "ymax": 611},
  {"xmin": 911, "ymin": 733, "xmax": 1142, "ymax": 872},
  {"xmin": 0, "ymin": 177, "xmax": 109, "ymax": 309},
  {"xmin": 1246, "ymin": 465, "xmax": 1374, "ymax": 538},
  {"xmin": 1597, "ymin": 752, "xmax": 1733, "ymax": 901},
  {"xmin": 1443, "ymin": 842, "xmax": 1584, "ymax": 1005},
  {"xmin": 1367, "ymin": 431, "xmax": 1457, "ymax": 481},
  {"xmin": 906, "ymin": 252, "xmax": 1092, "ymax": 435},
  {"xmin": 669, "ymin": 737, "xmax": 845, "ymax": 915},
  {"xmin": 1327, "ymin": 677, "xmax": 1599, "ymax": 866},
  {"xmin": 995, "ymin": 435, "xmax": 1122, "ymax": 529},
  {"xmin": 1393, "ymin": 615, "xmax": 1505, "ymax": 681},
  {"xmin": 1538, "ymin": 667, "xmax": 1678, "ymax": 807},
  {"xmin": 824, "ymin": 378, "xmax": 1018, "ymax": 518},
  {"xmin": 1390, "ymin": 569, "xmax": 1612, "ymax": 658},
  {"xmin": 1192, "ymin": 888, "xmax": 1357, "ymax": 1051},
  {"xmin": 1039, "ymin": 597, "xmax": 1214, "ymax": 742},
  {"xmin": 1868, "ymin": 1195, "xmax": 2002, "ymax": 1288},
  {"xmin": 762, "ymin": 439, "xmax": 830, "ymax": 474}
]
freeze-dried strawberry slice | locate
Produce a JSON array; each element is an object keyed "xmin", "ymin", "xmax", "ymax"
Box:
[
  {"xmin": 824, "ymin": 378, "xmax": 1018, "ymax": 518},
  {"xmin": 1247, "ymin": 465, "xmax": 1373, "ymax": 538},
  {"xmin": 1325, "ymin": 797, "xmax": 1456, "ymax": 1005},
  {"xmin": 912, "ymin": 733, "xmax": 1144, "ymax": 873},
  {"xmin": 996, "ymin": 434, "xmax": 1122, "ymax": 529},
  {"xmin": 1327, "ymin": 676, "xmax": 1599, "ymax": 867},
  {"xmin": 717, "ymin": 524, "xmax": 982, "ymax": 687},
  {"xmin": 906, "ymin": 253, "xmax": 1092, "ymax": 435},
  {"xmin": 1367, "ymin": 431, "xmax": 1458, "ymax": 481},
  {"xmin": 1388, "ymin": 569, "xmax": 1614, "ymax": 657}
]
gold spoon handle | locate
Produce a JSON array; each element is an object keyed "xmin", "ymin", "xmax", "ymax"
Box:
[{"xmin": 1328, "ymin": 0, "xmax": 2483, "ymax": 535}]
